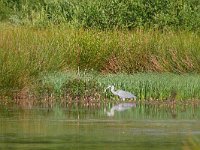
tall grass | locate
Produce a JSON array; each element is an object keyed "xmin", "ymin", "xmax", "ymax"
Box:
[
  {"xmin": 1, "ymin": 24, "xmax": 199, "ymax": 74},
  {"xmin": 1, "ymin": 0, "xmax": 200, "ymax": 30},
  {"xmin": 2, "ymin": 70, "xmax": 200, "ymax": 107},
  {"xmin": 98, "ymin": 73, "xmax": 200, "ymax": 100},
  {"xmin": 32, "ymin": 71, "xmax": 200, "ymax": 108},
  {"xmin": 0, "ymin": 24, "xmax": 200, "ymax": 105}
]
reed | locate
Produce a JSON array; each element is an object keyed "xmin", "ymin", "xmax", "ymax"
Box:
[
  {"xmin": 0, "ymin": 25, "xmax": 200, "ymax": 84},
  {"xmin": 1, "ymin": 24, "xmax": 199, "ymax": 76},
  {"xmin": 0, "ymin": 24, "xmax": 200, "ymax": 107},
  {"xmin": 28, "ymin": 72, "xmax": 200, "ymax": 106}
]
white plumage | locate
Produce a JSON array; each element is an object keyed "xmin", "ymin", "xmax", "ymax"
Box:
[{"xmin": 105, "ymin": 85, "xmax": 136, "ymax": 101}]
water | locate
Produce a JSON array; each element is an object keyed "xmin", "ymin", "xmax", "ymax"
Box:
[{"xmin": 0, "ymin": 104, "xmax": 200, "ymax": 150}]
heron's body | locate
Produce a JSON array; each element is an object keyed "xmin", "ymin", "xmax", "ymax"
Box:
[
  {"xmin": 115, "ymin": 90, "xmax": 135, "ymax": 99},
  {"xmin": 106, "ymin": 85, "xmax": 136, "ymax": 101}
]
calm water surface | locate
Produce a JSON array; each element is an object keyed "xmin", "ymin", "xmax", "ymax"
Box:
[{"xmin": 0, "ymin": 104, "xmax": 200, "ymax": 150}]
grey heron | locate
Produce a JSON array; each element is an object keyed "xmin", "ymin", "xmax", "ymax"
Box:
[
  {"xmin": 105, "ymin": 85, "xmax": 136, "ymax": 101},
  {"xmin": 106, "ymin": 102, "xmax": 136, "ymax": 116}
]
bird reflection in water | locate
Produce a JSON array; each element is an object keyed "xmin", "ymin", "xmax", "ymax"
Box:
[{"xmin": 106, "ymin": 102, "xmax": 136, "ymax": 117}]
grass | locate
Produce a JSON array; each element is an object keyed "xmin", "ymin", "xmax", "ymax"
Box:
[
  {"xmin": 98, "ymin": 73, "xmax": 200, "ymax": 100},
  {"xmin": 0, "ymin": 24, "xmax": 200, "ymax": 107},
  {"xmin": 0, "ymin": 24, "xmax": 199, "ymax": 76},
  {"xmin": 2, "ymin": 71, "xmax": 199, "ymax": 108}
]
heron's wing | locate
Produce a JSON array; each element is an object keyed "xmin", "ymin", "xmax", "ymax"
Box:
[{"xmin": 117, "ymin": 90, "xmax": 135, "ymax": 98}]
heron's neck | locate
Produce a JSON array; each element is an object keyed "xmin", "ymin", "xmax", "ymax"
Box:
[{"xmin": 110, "ymin": 86, "xmax": 118, "ymax": 95}]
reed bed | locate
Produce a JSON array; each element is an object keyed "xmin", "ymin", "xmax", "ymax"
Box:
[
  {"xmin": 4, "ymin": 71, "xmax": 200, "ymax": 108},
  {"xmin": 0, "ymin": 24, "xmax": 200, "ymax": 107},
  {"xmin": 0, "ymin": 24, "xmax": 199, "ymax": 77}
]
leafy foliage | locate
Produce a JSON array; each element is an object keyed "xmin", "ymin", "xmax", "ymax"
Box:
[{"xmin": 1, "ymin": 0, "xmax": 200, "ymax": 30}]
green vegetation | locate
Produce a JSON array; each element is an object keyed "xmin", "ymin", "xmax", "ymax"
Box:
[
  {"xmin": 0, "ymin": 24, "xmax": 200, "ymax": 107},
  {"xmin": 1, "ymin": 24, "xmax": 199, "ymax": 77},
  {"xmin": 2, "ymin": 71, "xmax": 200, "ymax": 108},
  {"xmin": 1, "ymin": 2, "xmax": 200, "ymax": 149},
  {"xmin": 0, "ymin": 0, "xmax": 200, "ymax": 107},
  {"xmin": 1, "ymin": 0, "xmax": 200, "ymax": 30},
  {"xmin": 37, "ymin": 71, "xmax": 200, "ymax": 103}
]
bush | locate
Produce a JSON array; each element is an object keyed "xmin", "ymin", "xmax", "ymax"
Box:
[
  {"xmin": 0, "ymin": 0, "xmax": 12, "ymax": 21},
  {"xmin": 1, "ymin": 0, "xmax": 200, "ymax": 30}
]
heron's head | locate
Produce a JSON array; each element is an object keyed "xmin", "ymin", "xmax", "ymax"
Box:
[{"xmin": 104, "ymin": 85, "xmax": 114, "ymax": 92}]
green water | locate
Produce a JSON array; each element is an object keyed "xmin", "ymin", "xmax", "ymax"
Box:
[{"xmin": 0, "ymin": 104, "xmax": 200, "ymax": 150}]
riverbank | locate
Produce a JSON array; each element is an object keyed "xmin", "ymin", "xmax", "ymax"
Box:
[
  {"xmin": 1, "ymin": 71, "xmax": 200, "ymax": 108},
  {"xmin": 0, "ymin": 24, "xmax": 200, "ymax": 108}
]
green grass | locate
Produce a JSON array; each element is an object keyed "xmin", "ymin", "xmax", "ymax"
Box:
[
  {"xmin": 12, "ymin": 71, "xmax": 200, "ymax": 107},
  {"xmin": 53, "ymin": 72, "xmax": 200, "ymax": 100},
  {"xmin": 98, "ymin": 73, "xmax": 200, "ymax": 100},
  {"xmin": 0, "ymin": 24, "xmax": 200, "ymax": 107},
  {"xmin": 2, "ymin": 70, "xmax": 200, "ymax": 107},
  {"xmin": 0, "ymin": 24, "xmax": 199, "ymax": 78}
]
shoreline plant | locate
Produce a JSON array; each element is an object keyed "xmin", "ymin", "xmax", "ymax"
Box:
[
  {"xmin": 0, "ymin": 0, "xmax": 200, "ymax": 107},
  {"xmin": 0, "ymin": 0, "xmax": 199, "ymax": 31},
  {"xmin": 0, "ymin": 24, "xmax": 200, "ymax": 107}
]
